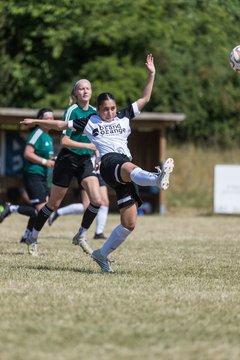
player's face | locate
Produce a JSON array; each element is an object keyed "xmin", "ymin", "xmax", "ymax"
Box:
[
  {"xmin": 75, "ymin": 80, "xmax": 92, "ymax": 103},
  {"xmin": 40, "ymin": 111, "xmax": 54, "ymax": 132},
  {"xmin": 98, "ymin": 100, "xmax": 117, "ymax": 122},
  {"xmin": 42, "ymin": 112, "xmax": 54, "ymax": 121}
]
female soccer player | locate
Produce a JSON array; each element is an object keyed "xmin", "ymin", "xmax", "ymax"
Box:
[
  {"xmin": 21, "ymin": 54, "xmax": 174, "ymax": 272},
  {"xmin": 24, "ymin": 79, "xmax": 104, "ymax": 256},
  {"xmin": 0, "ymin": 108, "xmax": 55, "ymax": 243},
  {"xmin": 48, "ymin": 89, "xmax": 109, "ymax": 240}
]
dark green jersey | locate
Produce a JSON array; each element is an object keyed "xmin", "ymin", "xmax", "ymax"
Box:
[
  {"xmin": 63, "ymin": 103, "xmax": 97, "ymax": 156},
  {"xmin": 23, "ymin": 127, "xmax": 54, "ymax": 177}
]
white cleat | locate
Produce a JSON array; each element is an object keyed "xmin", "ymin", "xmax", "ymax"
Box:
[
  {"xmin": 26, "ymin": 236, "xmax": 38, "ymax": 256},
  {"xmin": 91, "ymin": 249, "xmax": 114, "ymax": 273},
  {"xmin": 72, "ymin": 232, "xmax": 93, "ymax": 255},
  {"xmin": 156, "ymin": 158, "xmax": 174, "ymax": 190}
]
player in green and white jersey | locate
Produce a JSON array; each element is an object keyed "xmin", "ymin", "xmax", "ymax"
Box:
[{"xmin": 25, "ymin": 80, "xmax": 107, "ymax": 256}]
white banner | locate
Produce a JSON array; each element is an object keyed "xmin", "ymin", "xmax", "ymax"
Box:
[{"xmin": 214, "ymin": 164, "xmax": 240, "ymax": 214}]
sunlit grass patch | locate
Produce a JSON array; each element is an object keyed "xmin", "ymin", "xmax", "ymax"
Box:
[{"xmin": 0, "ymin": 214, "xmax": 240, "ymax": 359}]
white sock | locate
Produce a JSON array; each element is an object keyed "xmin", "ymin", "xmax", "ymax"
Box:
[
  {"xmin": 101, "ymin": 224, "xmax": 131, "ymax": 257},
  {"xmin": 22, "ymin": 229, "xmax": 31, "ymax": 239},
  {"xmin": 95, "ymin": 206, "xmax": 109, "ymax": 234},
  {"xmin": 9, "ymin": 205, "xmax": 19, "ymax": 213},
  {"xmin": 78, "ymin": 226, "xmax": 87, "ymax": 236},
  {"xmin": 57, "ymin": 203, "xmax": 84, "ymax": 216},
  {"xmin": 31, "ymin": 228, "xmax": 39, "ymax": 240},
  {"xmin": 130, "ymin": 167, "xmax": 158, "ymax": 186}
]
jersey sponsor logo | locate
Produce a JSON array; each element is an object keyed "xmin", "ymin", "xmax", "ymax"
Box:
[
  {"xmin": 94, "ymin": 123, "xmax": 127, "ymax": 136},
  {"xmin": 92, "ymin": 128, "xmax": 99, "ymax": 137}
]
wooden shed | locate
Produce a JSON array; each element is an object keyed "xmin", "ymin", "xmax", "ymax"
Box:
[{"xmin": 0, "ymin": 108, "xmax": 185, "ymax": 214}]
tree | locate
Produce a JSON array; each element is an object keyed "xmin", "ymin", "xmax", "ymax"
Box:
[{"xmin": 1, "ymin": 0, "xmax": 240, "ymax": 144}]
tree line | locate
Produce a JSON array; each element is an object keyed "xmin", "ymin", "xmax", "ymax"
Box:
[{"xmin": 1, "ymin": 0, "xmax": 240, "ymax": 145}]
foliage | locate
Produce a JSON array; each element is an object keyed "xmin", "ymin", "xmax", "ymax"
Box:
[{"xmin": 1, "ymin": 0, "xmax": 240, "ymax": 144}]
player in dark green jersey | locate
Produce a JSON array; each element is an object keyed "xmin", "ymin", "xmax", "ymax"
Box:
[{"xmin": 0, "ymin": 108, "xmax": 56, "ymax": 243}]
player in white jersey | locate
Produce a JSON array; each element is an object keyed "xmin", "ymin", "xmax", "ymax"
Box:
[{"xmin": 21, "ymin": 54, "xmax": 174, "ymax": 272}]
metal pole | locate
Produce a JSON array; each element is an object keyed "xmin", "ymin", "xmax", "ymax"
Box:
[{"xmin": 159, "ymin": 126, "xmax": 166, "ymax": 215}]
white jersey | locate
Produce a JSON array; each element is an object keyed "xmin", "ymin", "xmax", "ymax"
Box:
[{"xmin": 68, "ymin": 102, "xmax": 140, "ymax": 160}]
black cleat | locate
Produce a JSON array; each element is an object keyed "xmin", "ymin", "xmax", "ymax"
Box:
[
  {"xmin": 0, "ymin": 203, "xmax": 11, "ymax": 223},
  {"xmin": 48, "ymin": 211, "xmax": 59, "ymax": 226},
  {"xmin": 20, "ymin": 237, "xmax": 27, "ymax": 244},
  {"xmin": 93, "ymin": 233, "xmax": 107, "ymax": 240}
]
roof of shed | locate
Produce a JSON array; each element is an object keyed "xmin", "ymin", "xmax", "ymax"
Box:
[{"xmin": 0, "ymin": 107, "xmax": 185, "ymax": 130}]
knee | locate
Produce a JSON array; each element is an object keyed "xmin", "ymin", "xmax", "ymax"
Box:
[
  {"xmin": 101, "ymin": 199, "xmax": 109, "ymax": 207},
  {"xmin": 126, "ymin": 224, "xmax": 135, "ymax": 232},
  {"xmin": 47, "ymin": 200, "xmax": 61, "ymax": 211},
  {"xmin": 86, "ymin": 190, "xmax": 102, "ymax": 208},
  {"xmin": 91, "ymin": 199, "xmax": 102, "ymax": 208},
  {"xmin": 121, "ymin": 220, "xmax": 136, "ymax": 232}
]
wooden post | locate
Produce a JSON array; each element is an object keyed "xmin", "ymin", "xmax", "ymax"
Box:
[{"xmin": 159, "ymin": 126, "xmax": 167, "ymax": 215}]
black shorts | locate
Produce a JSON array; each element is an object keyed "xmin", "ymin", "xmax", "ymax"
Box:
[
  {"xmin": 100, "ymin": 152, "xmax": 142, "ymax": 209},
  {"xmin": 52, "ymin": 148, "xmax": 97, "ymax": 188},
  {"xmin": 23, "ymin": 173, "xmax": 50, "ymax": 205},
  {"xmin": 97, "ymin": 173, "xmax": 107, "ymax": 187}
]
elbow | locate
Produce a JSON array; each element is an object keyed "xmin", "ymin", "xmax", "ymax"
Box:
[
  {"xmin": 141, "ymin": 98, "xmax": 150, "ymax": 109},
  {"xmin": 24, "ymin": 154, "xmax": 31, "ymax": 162},
  {"xmin": 60, "ymin": 135, "xmax": 71, "ymax": 148},
  {"xmin": 60, "ymin": 139, "xmax": 68, "ymax": 147}
]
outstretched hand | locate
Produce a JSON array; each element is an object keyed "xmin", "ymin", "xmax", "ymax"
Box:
[
  {"xmin": 145, "ymin": 53, "xmax": 155, "ymax": 74},
  {"xmin": 20, "ymin": 118, "xmax": 35, "ymax": 126}
]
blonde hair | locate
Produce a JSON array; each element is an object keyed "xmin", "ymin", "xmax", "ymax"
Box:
[
  {"xmin": 69, "ymin": 92, "xmax": 76, "ymax": 106},
  {"xmin": 69, "ymin": 79, "xmax": 92, "ymax": 106}
]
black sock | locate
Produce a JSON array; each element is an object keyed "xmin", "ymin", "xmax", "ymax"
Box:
[
  {"xmin": 18, "ymin": 205, "xmax": 37, "ymax": 218},
  {"xmin": 34, "ymin": 204, "xmax": 53, "ymax": 231},
  {"xmin": 26, "ymin": 216, "xmax": 37, "ymax": 232},
  {"xmin": 81, "ymin": 203, "xmax": 100, "ymax": 229}
]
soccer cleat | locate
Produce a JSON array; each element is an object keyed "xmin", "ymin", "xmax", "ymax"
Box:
[
  {"xmin": 20, "ymin": 229, "xmax": 32, "ymax": 244},
  {"xmin": 72, "ymin": 231, "xmax": 93, "ymax": 255},
  {"xmin": 93, "ymin": 232, "xmax": 107, "ymax": 240},
  {"xmin": 91, "ymin": 249, "xmax": 114, "ymax": 273},
  {"xmin": 26, "ymin": 236, "xmax": 38, "ymax": 256},
  {"xmin": 0, "ymin": 203, "xmax": 11, "ymax": 223},
  {"xmin": 20, "ymin": 236, "xmax": 27, "ymax": 244},
  {"xmin": 156, "ymin": 158, "xmax": 174, "ymax": 190},
  {"xmin": 48, "ymin": 211, "xmax": 59, "ymax": 226}
]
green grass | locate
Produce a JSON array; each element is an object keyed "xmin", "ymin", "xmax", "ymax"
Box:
[{"xmin": 1, "ymin": 213, "xmax": 240, "ymax": 360}]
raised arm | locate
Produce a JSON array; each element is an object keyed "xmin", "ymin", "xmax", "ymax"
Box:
[
  {"xmin": 20, "ymin": 118, "xmax": 68, "ymax": 131},
  {"xmin": 136, "ymin": 54, "xmax": 156, "ymax": 111}
]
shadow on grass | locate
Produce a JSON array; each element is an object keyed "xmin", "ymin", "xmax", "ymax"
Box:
[
  {"xmin": 0, "ymin": 251, "xmax": 25, "ymax": 255},
  {"xmin": 12, "ymin": 263, "xmax": 97, "ymax": 274},
  {"xmin": 10, "ymin": 263, "xmax": 131, "ymax": 276},
  {"xmin": 41, "ymin": 235, "xmax": 73, "ymax": 240}
]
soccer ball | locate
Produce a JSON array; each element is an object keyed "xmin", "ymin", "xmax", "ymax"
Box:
[{"xmin": 229, "ymin": 45, "xmax": 240, "ymax": 72}]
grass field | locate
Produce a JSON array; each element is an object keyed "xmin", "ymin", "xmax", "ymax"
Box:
[{"xmin": 1, "ymin": 213, "xmax": 240, "ymax": 360}]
